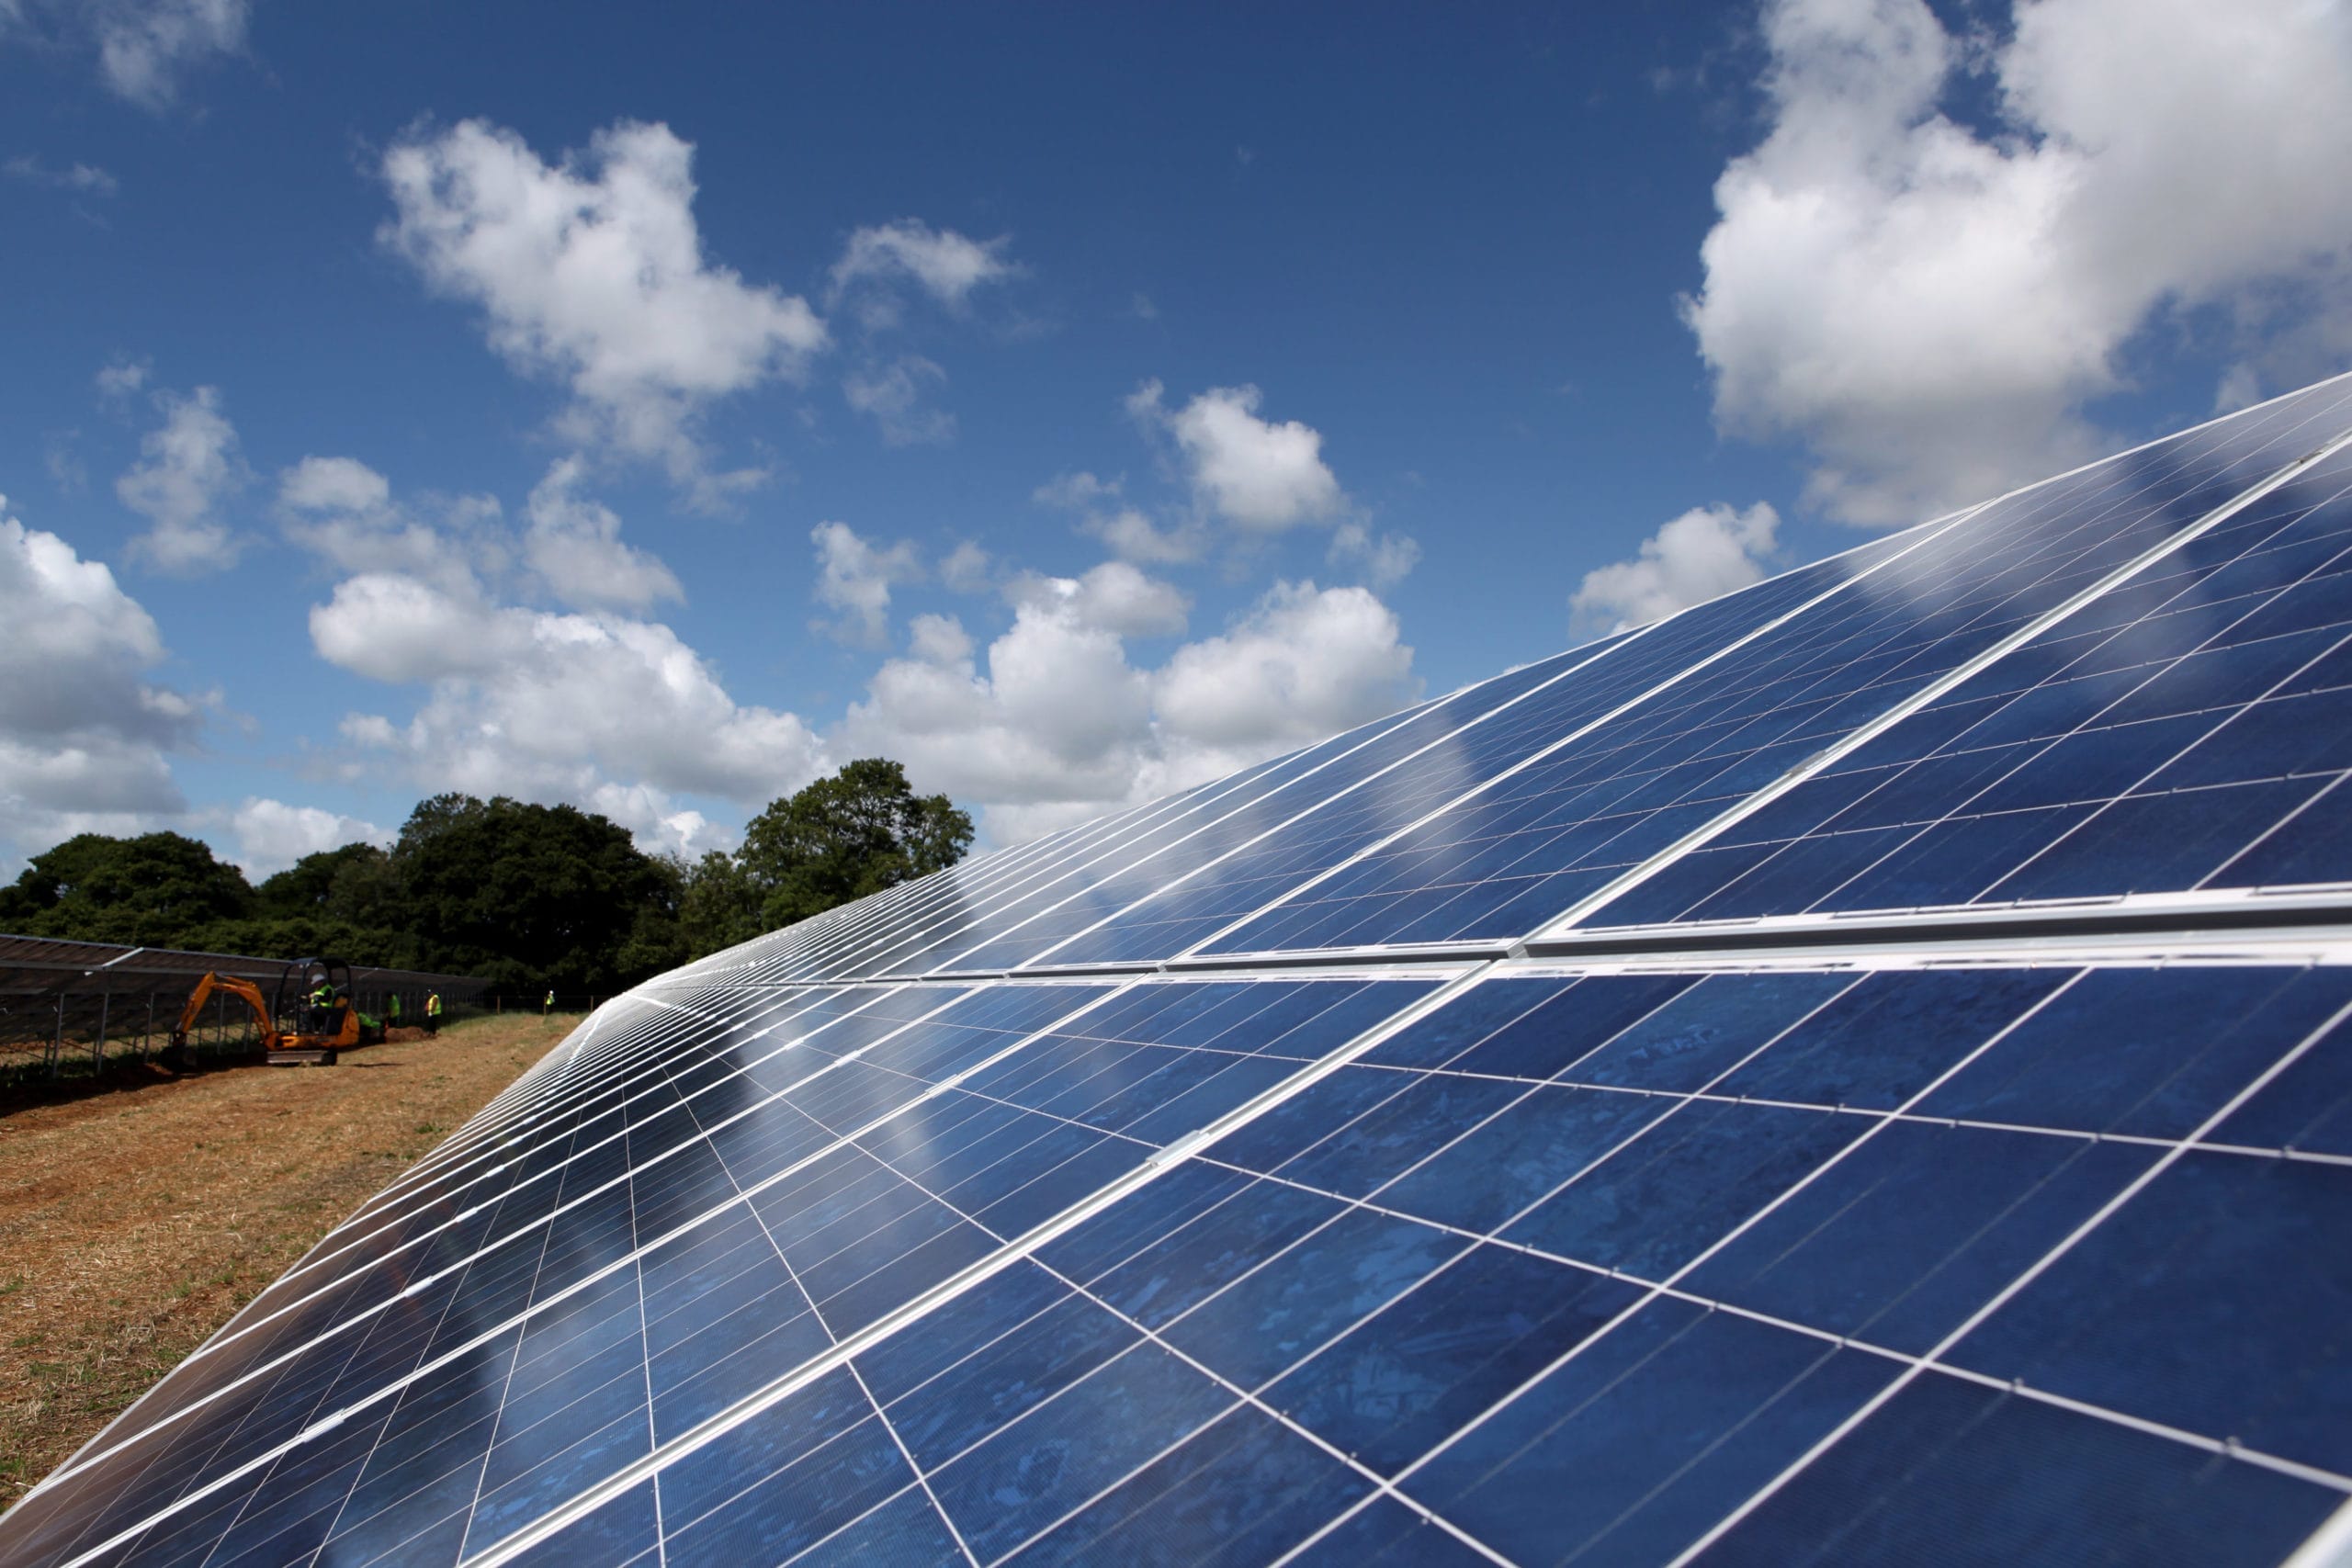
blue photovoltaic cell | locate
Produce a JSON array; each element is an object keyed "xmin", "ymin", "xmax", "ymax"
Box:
[
  {"xmin": 294, "ymin": 957, "xmax": 2350, "ymax": 1568},
  {"xmin": 1198, "ymin": 372, "xmax": 2352, "ymax": 957},
  {"xmin": 11, "ymin": 375, "xmax": 2352, "ymax": 1568},
  {"xmin": 1007, "ymin": 547, "xmax": 1906, "ymax": 972},
  {"xmin": 886, "ymin": 645, "xmax": 1609, "ymax": 976},
  {"xmin": 1589, "ymin": 439, "xmax": 2352, "ymax": 929},
  {"xmin": 0, "ymin": 974, "xmax": 1432, "ymax": 1567}
]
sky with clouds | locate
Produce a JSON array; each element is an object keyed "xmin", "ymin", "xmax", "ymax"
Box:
[{"xmin": 4, "ymin": 0, "xmax": 2350, "ymax": 879}]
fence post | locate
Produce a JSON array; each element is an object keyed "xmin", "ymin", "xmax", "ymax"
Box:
[
  {"xmin": 50, "ymin": 994, "xmax": 64, "ymax": 1078},
  {"xmin": 142, "ymin": 992, "xmax": 157, "ymax": 1065},
  {"xmin": 93, "ymin": 974, "xmax": 112, "ymax": 1072}
]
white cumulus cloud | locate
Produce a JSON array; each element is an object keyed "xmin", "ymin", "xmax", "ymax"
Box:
[
  {"xmin": 1131, "ymin": 379, "xmax": 1346, "ymax": 531},
  {"xmin": 523, "ymin": 456, "xmax": 684, "ymax": 612},
  {"xmin": 1686, "ymin": 0, "xmax": 2352, "ymax": 525},
  {"xmin": 1156, "ymin": 581, "xmax": 1415, "ymax": 752},
  {"xmin": 0, "ymin": 495, "xmax": 199, "ymax": 864},
  {"xmin": 1570, "ymin": 502, "xmax": 1781, "ymax": 634},
  {"xmin": 831, "ymin": 219, "xmax": 1015, "ymax": 310},
  {"xmin": 1009, "ymin": 561, "xmax": 1190, "ymax": 638},
  {"xmin": 1086, "ymin": 507, "xmax": 1207, "ymax": 565},
  {"xmin": 224, "ymin": 797, "xmax": 385, "ymax": 877},
  {"xmin": 379, "ymin": 118, "xmax": 826, "ymax": 503},
  {"xmin": 842, "ymin": 576, "xmax": 1416, "ymax": 843},
  {"xmin": 117, "ymin": 384, "xmax": 245, "ymax": 574},
  {"xmin": 810, "ymin": 520, "xmax": 922, "ymax": 647},
  {"xmin": 277, "ymin": 455, "xmax": 499, "ymax": 593},
  {"xmin": 318, "ymin": 575, "xmax": 826, "ymax": 835}
]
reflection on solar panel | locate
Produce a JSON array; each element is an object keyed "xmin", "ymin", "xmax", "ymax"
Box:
[{"xmin": 9, "ymin": 376, "xmax": 2352, "ymax": 1566}]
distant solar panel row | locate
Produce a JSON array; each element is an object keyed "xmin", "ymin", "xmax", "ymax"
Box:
[{"xmin": 7, "ymin": 375, "xmax": 2352, "ymax": 1567}]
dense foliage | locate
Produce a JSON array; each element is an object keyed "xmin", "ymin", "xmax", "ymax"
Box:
[{"xmin": 0, "ymin": 761, "xmax": 976, "ymax": 999}]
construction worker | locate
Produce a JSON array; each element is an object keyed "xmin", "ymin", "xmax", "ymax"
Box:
[
  {"xmin": 543, "ymin": 989, "xmax": 555, "ymax": 1017},
  {"xmin": 425, "ymin": 990, "xmax": 442, "ymax": 1035},
  {"xmin": 308, "ymin": 976, "xmax": 334, "ymax": 1034},
  {"xmin": 388, "ymin": 993, "xmax": 403, "ymax": 1030}
]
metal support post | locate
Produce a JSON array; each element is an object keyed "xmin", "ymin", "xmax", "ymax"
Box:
[{"xmin": 93, "ymin": 974, "xmax": 112, "ymax": 1071}]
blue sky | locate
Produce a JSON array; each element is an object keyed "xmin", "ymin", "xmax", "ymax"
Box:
[{"xmin": 4, "ymin": 0, "xmax": 2348, "ymax": 877}]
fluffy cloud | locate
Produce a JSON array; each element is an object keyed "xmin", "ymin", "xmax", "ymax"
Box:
[
  {"xmin": 280, "ymin": 451, "xmax": 758, "ymax": 856},
  {"xmin": 1328, "ymin": 521, "xmax": 1420, "ymax": 588},
  {"xmin": 96, "ymin": 357, "xmax": 150, "ymax": 402},
  {"xmin": 842, "ymin": 576, "xmax": 1417, "ymax": 842},
  {"xmin": 2, "ymin": 0, "xmax": 245, "ymax": 109},
  {"xmin": 379, "ymin": 118, "xmax": 826, "ymax": 502},
  {"xmin": 318, "ymin": 575, "xmax": 825, "ymax": 834},
  {"xmin": 116, "ymin": 384, "xmax": 245, "ymax": 574},
  {"xmin": 279, "ymin": 452, "xmax": 677, "ymax": 615},
  {"xmin": 810, "ymin": 520, "xmax": 922, "ymax": 647},
  {"xmin": 523, "ymin": 457, "xmax": 684, "ymax": 611},
  {"xmin": 1570, "ymin": 502, "xmax": 1780, "ymax": 634},
  {"xmin": 309, "ymin": 572, "xmax": 501, "ymax": 684},
  {"xmin": 1686, "ymin": 0, "xmax": 2352, "ymax": 525},
  {"xmin": 95, "ymin": 0, "xmax": 244, "ymax": 107},
  {"xmin": 1086, "ymin": 508, "xmax": 1206, "ymax": 566},
  {"xmin": 277, "ymin": 455, "xmax": 499, "ymax": 592},
  {"xmin": 1009, "ymin": 561, "xmax": 1189, "ymax": 638},
  {"xmin": 0, "ymin": 495, "xmax": 198, "ymax": 863},
  {"xmin": 1155, "ymin": 581, "xmax": 1414, "ymax": 751},
  {"xmin": 224, "ymin": 797, "xmax": 384, "ymax": 876},
  {"xmin": 1035, "ymin": 468, "xmax": 1207, "ymax": 563},
  {"xmin": 1033, "ymin": 470, "xmax": 1120, "ymax": 511},
  {"xmin": 1131, "ymin": 380, "xmax": 1345, "ymax": 530},
  {"xmin": 831, "ymin": 219, "xmax": 1014, "ymax": 310},
  {"xmin": 939, "ymin": 540, "xmax": 994, "ymax": 594}
]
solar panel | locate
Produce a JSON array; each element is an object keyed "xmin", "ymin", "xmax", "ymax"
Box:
[{"xmin": 8, "ymin": 374, "xmax": 2352, "ymax": 1567}]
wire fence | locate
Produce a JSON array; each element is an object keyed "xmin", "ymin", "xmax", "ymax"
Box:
[{"xmin": 0, "ymin": 934, "xmax": 492, "ymax": 1086}]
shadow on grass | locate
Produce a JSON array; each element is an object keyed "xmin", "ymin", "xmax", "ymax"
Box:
[{"xmin": 0, "ymin": 1053, "xmax": 262, "ymax": 1121}]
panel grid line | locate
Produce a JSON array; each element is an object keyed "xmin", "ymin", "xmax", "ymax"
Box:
[
  {"xmin": 1549, "ymin": 423, "xmax": 2352, "ymax": 942},
  {"xmin": 1659, "ymin": 988, "xmax": 2352, "ymax": 1565}
]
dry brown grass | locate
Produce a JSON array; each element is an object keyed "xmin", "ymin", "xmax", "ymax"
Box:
[{"xmin": 0, "ymin": 1012, "xmax": 574, "ymax": 1506}]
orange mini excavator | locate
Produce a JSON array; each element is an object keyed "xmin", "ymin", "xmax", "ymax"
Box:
[{"xmin": 166, "ymin": 956, "xmax": 386, "ymax": 1067}]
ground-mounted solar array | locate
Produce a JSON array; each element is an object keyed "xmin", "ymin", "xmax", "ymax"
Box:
[{"xmin": 7, "ymin": 376, "xmax": 2352, "ymax": 1567}]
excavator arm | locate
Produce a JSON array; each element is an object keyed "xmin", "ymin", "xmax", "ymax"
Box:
[{"xmin": 169, "ymin": 972, "xmax": 280, "ymax": 1053}]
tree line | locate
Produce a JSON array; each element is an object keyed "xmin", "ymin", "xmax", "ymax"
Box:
[{"xmin": 0, "ymin": 759, "xmax": 974, "ymax": 1003}]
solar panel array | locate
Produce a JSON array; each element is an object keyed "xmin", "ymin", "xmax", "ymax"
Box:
[{"xmin": 9, "ymin": 375, "xmax": 2352, "ymax": 1566}]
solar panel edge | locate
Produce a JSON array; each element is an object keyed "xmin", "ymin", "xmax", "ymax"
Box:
[
  {"xmin": 1165, "ymin": 494, "xmax": 1996, "ymax": 967},
  {"xmin": 954, "ymin": 659, "xmax": 1645, "ymax": 966},
  {"xmin": 1547, "ymin": 420, "xmax": 2352, "ymax": 942}
]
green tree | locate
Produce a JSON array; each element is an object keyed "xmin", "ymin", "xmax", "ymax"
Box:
[
  {"xmin": 391, "ymin": 795, "xmax": 682, "ymax": 998},
  {"xmin": 0, "ymin": 831, "xmax": 255, "ymax": 946},
  {"xmin": 674, "ymin": 850, "xmax": 765, "ymax": 958},
  {"xmin": 255, "ymin": 841, "xmax": 401, "ymax": 926},
  {"xmin": 737, "ymin": 759, "xmax": 975, "ymax": 931}
]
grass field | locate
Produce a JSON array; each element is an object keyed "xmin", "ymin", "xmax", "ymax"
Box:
[{"xmin": 0, "ymin": 1013, "xmax": 573, "ymax": 1507}]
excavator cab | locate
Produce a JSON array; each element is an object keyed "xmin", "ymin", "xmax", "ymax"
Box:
[
  {"xmin": 273, "ymin": 957, "xmax": 383, "ymax": 1060},
  {"xmin": 278, "ymin": 956, "xmax": 351, "ymax": 1042}
]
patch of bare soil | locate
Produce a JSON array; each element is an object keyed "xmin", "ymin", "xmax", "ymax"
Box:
[{"xmin": 0, "ymin": 1013, "xmax": 576, "ymax": 1507}]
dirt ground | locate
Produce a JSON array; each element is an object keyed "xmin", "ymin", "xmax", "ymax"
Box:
[{"xmin": 0, "ymin": 1012, "xmax": 575, "ymax": 1507}]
